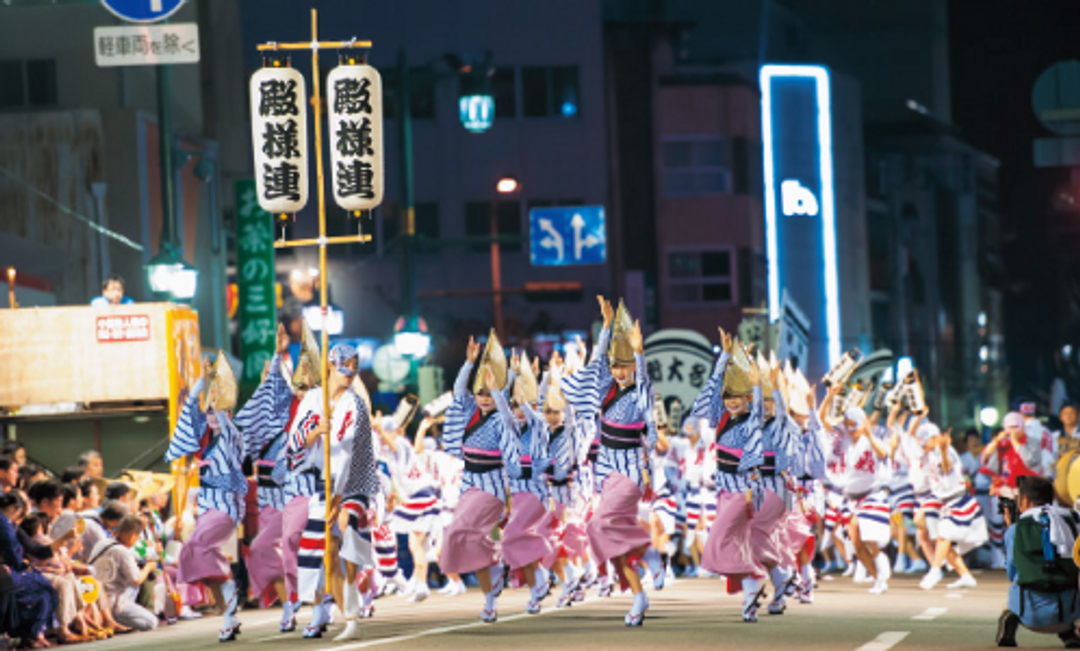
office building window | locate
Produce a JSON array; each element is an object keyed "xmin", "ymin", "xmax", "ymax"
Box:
[
  {"xmin": 383, "ymin": 202, "xmax": 440, "ymax": 250},
  {"xmin": 0, "ymin": 59, "xmax": 57, "ymax": 109},
  {"xmin": 668, "ymin": 248, "xmax": 735, "ymax": 305},
  {"xmin": 465, "ymin": 201, "xmax": 522, "ymax": 253},
  {"xmin": 522, "ymin": 65, "xmax": 580, "ymax": 118},
  {"xmin": 0, "ymin": 60, "xmax": 24, "ymax": 108},
  {"xmin": 492, "ymin": 68, "xmax": 516, "ymax": 118},
  {"xmin": 662, "ymin": 136, "xmax": 729, "ymax": 196},
  {"xmin": 383, "ymin": 67, "xmax": 436, "ymax": 119}
]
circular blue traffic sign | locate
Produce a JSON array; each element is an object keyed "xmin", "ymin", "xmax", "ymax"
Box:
[{"xmin": 101, "ymin": 0, "xmax": 187, "ymax": 23}]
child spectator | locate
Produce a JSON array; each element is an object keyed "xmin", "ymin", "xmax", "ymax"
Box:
[{"xmin": 90, "ymin": 515, "xmax": 159, "ymax": 631}]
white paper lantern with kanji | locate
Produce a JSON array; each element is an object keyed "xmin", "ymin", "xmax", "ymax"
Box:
[
  {"xmin": 327, "ymin": 63, "xmax": 384, "ymax": 212},
  {"xmin": 249, "ymin": 66, "xmax": 309, "ymax": 214}
]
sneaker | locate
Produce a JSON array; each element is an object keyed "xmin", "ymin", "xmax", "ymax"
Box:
[
  {"xmin": 996, "ymin": 610, "xmax": 1019, "ymax": 647},
  {"xmin": 333, "ymin": 621, "xmax": 361, "ymax": 642},
  {"xmin": 868, "ymin": 579, "xmax": 888, "ymax": 595},
  {"xmin": 907, "ymin": 558, "xmax": 930, "ymax": 574},
  {"xmin": 1058, "ymin": 629, "xmax": 1080, "ymax": 649},
  {"xmin": 947, "ymin": 574, "xmax": 977, "ymax": 589},
  {"xmin": 920, "ymin": 567, "xmax": 943, "ymax": 591},
  {"xmin": 408, "ymin": 586, "xmax": 430, "ymax": 603}
]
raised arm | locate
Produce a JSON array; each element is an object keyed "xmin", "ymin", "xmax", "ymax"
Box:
[
  {"xmin": 166, "ymin": 378, "xmax": 208, "ymax": 463},
  {"xmin": 491, "ymin": 387, "xmax": 522, "ymax": 479}
]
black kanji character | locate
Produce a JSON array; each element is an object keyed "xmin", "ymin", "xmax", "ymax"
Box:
[
  {"xmin": 336, "ymin": 159, "xmax": 375, "ymax": 199},
  {"xmin": 98, "ymin": 37, "xmax": 115, "ymax": 58},
  {"xmin": 258, "ymin": 79, "xmax": 299, "ymax": 117},
  {"xmin": 334, "ymin": 118, "xmax": 374, "ymax": 157},
  {"xmin": 163, "ymin": 33, "xmax": 180, "ymax": 55},
  {"xmin": 667, "ymin": 357, "xmax": 684, "ymax": 383},
  {"xmin": 262, "ymin": 119, "xmax": 301, "ymax": 159},
  {"xmin": 690, "ymin": 362, "xmax": 707, "ymax": 389},
  {"xmin": 262, "ymin": 162, "xmax": 302, "ymax": 202},
  {"xmin": 333, "ymin": 77, "xmax": 372, "ymax": 115},
  {"xmin": 647, "ymin": 359, "xmax": 663, "ymax": 384}
]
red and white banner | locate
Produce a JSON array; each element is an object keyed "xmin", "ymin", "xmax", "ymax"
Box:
[{"xmin": 96, "ymin": 315, "xmax": 151, "ymax": 342}]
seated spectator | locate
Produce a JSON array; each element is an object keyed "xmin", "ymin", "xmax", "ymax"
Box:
[
  {"xmin": 89, "ymin": 515, "xmax": 158, "ymax": 631},
  {"xmin": 78, "ymin": 451, "xmax": 107, "ymax": 499},
  {"xmin": 0, "ymin": 441, "xmax": 26, "ymax": 468},
  {"xmin": 61, "ymin": 465, "xmax": 87, "ymax": 485},
  {"xmin": 997, "ymin": 476, "xmax": 1080, "ymax": 647},
  {"xmin": 90, "ymin": 275, "xmax": 135, "ymax": 308},
  {"xmin": 0, "ymin": 492, "xmax": 57, "ymax": 649},
  {"xmin": 0, "ymin": 457, "xmax": 18, "ymax": 497},
  {"xmin": 105, "ymin": 482, "xmax": 137, "ymax": 510},
  {"xmin": 77, "ymin": 479, "xmax": 101, "ymax": 513}
]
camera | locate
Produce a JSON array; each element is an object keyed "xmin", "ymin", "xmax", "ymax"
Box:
[{"xmin": 998, "ymin": 496, "xmax": 1019, "ymax": 524}]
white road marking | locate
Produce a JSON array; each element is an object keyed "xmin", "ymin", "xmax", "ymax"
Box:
[
  {"xmin": 911, "ymin": 607, "xmax": 947, "ymax": 620},
  {"xmin": 945, "ymin": 593, "xmax": 963, "ymax": 599},
  {"xmin": 855, "ymin": 631, "xmax": 910, "ymax": 651},
  {"xmin": 319, "ymin": 599, "xmax": 593, "ymax": 650}
]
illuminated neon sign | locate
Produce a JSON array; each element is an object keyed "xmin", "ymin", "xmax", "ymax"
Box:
[{"xmin": 760, "ymin": 64, "xmax": 840, "ymax": 368}]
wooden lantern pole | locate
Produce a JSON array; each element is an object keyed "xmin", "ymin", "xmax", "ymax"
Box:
[{"xmin": 256, "ymin": 8, "xmax": 373, "ymax": 590}]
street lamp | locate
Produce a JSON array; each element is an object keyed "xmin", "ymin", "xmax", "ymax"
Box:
[
  {"xmin": 146, "ymin": 246, "xmax": 198, "ymax": 301},
  {"xmin": 393, "ymin": 315, "xmax": 431, "ymax": 359},
  {"xmin": 496, "ymin": 176, "xmax": 520, "ymax": 194}
]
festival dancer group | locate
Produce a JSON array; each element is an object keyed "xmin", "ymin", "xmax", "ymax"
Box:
[{"xmin": 166, "ymin": 295, "xmax": 994, "ymax": 641}]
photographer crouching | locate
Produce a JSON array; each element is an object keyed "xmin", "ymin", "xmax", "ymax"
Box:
[{"xmin": 997, "ymin": 476, "xmax": 1080, "ymax": 648}]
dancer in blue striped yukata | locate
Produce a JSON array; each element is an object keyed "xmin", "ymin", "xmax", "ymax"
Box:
[
  {"xmin": 561, "ymin": 297, "xmax": 657, "ymax": 627},
  {"xmin": 497, "ymin": 352, "xmax": 556, "ymax": 614},
  {"xmin": 232, "ymin": 324, "xmax": 293, "ymax": 627},
  {"xmin": 288, "ymin": 343, "xmax": 380, "ymax": 641},
  {"xmin": 690, "ymin": 330, "xmax": 768, "ymax": 622},
  {"xmin": 784, "ymin": 368, "xmax": 829, "ymax": 604},
  {"xmin": 164, "ymin": 353, "xmax": 247, "ymax": 642},
  {"xmin": 440, "ymin": 331, "xmax": 522, "ymax": 623}
]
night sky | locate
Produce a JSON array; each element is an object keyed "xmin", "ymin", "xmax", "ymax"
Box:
[{"xmin": 949, "ymin": 0, "xmax": 1080, "ymax": 400}]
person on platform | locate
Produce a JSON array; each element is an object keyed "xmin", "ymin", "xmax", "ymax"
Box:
[
  {"xmin": 440, "ymin": 331, "xmax": 521, "ymax": 624},
  {"xmin": 164, "ymin": 352, "xmax": 248, "ymax": 643},
  {"xmin": 90, "ymin": 274, "xmax": 135, "ymax": 307},
  {"xmin": 290, "ymin": 343, "xmax": 380, "ymax": 642},
  {"xmin": 562, "ymin": 297, "xmax": 657, "ymax": 627}
]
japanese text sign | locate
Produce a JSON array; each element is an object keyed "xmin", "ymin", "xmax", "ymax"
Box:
[
  {"xmin": 327, "ymin": 63, "xmax": 384, "ymax": 211},
  {"xmin": 235, "ymin": 179, "xmax": 277, "ymax": 386},
  {"xmin": 250, "ymin": 66, "xmax": 309, "ymax": 214}
]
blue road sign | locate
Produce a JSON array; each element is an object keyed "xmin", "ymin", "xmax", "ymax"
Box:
[
  {"xmin": 101, "ymin": 0, "xmax": 186, "ymax": 23},
  {"xmin": 529, "ymin": 205, "xmax": 606, "ymax": 267}
]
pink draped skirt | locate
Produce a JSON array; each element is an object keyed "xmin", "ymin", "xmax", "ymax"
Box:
[
  {"xmin": 781, "ymin": 510, "xmax": 814, "ymax": 567},
  {"xmin": 177, "ymin": 508, "xmax": 235, "ymax": 586},
  {"xmin": 246, "ymin": 507, "xmax": 284, "ymax": 605},
  {"xmin": 749, "ymin": 489, "xmax": 787, "ymax": 570},
  {"xmin": 439, "ymin": 488, "xmax": 504, "ymax": 575},
  {"xmin": 586, "ymin": 473, "xmax": 649, "ymax": 565},
  {"xmin": 281, "ymin": 496, "xmax": 311, "ymax": 598},
  {"xmin": 502, "ymin": 492, "xmax": 555, "ymax": 570},
  {"xmin": 702, "ymin": 491, "xmax": 758, "ymax": 580}
]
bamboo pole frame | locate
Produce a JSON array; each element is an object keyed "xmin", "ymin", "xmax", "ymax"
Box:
[{"xmin": 256, "ymin": 8, "xmax": 372, "ymax": 591}]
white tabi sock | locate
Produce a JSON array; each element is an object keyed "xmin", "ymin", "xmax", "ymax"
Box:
[
  {"xmin": 769, "ymin": 567, "xmax": 791, "ymax": 592},
  {"xmin": 874, "ymin": 553, "xmax": 891, "ymax": 582},
  {"xmin": 361, "ymin": 586, "xmax": 373, "ymax": 609},
  {"xmin": 631, "ymin": 591, "xmax": 648, "ymax": 616},
  {"xmin": 585, "ymin": 559, "xmax": 597, "ymax": 577},
  {"xmin": 741, "ymin": 577, "xmax": 761, "ymax": 604},
  {"xmin": 563, "ymin": 564, "xmax": 577, "ymax": 589},
  {"xmin": 343, "ymin": 584, "xmax": 359, "ymax": 620},
  {"xmin": 801, "ymin": 563, "xmax": 814, "ymax": 588},
  {"xmin": 281, "ymin": 599, "xmax": 294, "ymax": 621},
  {"xmin": 221, "ymin": 579, "xmax": 238, "ymax": 618},
  {"xmin": 534, "ymin": 567, "xmax": 549, "ymax": 592},
  {"xmin": 484, "ymin": 590, "xmax": 497, "ymax": 612}
]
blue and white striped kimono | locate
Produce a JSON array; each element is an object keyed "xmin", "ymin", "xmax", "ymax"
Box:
[
  {"xmin": 560, "ymin": 328, "xmax": 657, "ymax": 492},
  {"xmin": 233, "ymin": 354, "xmax": 292, "ymax": 512},
  {"xmin": 793, "ymin": 410, "xmax": 829, "ymax": 516},
  {"xmin": 541, "ymin": 407, "xmax": 577, "ymax": 509},
  {"xmin": 499, "ymin": 401, "xmax": 551, "ymax": 503},
  {"xmin": 165, "ymin": 380, "xmax": 248, "ymax": 525},
  {"xmin": 761, "ymin": 389, "xmax": 801, "ymax": 505},
  {"xmin": 443, "ymin": 362, "xmax": 522, "ymax": 504},
  {"xmin": 690, "ymin": 351, "xmax": 764, "ymax": 497}
]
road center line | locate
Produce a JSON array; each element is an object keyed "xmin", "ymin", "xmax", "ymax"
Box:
[
  {"xmin": 911, "ymin": 607, "xmax": 947, "ymax": 620},
  {"xmin": 855, "ymin": 631, "xmax": 910, "ymax": 651}
]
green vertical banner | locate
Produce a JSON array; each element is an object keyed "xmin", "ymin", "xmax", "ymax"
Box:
[{"xmin": 235, "ymin": 179, "xmax": 277, "ymax": 392}]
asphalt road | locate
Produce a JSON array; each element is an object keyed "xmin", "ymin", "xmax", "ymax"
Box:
[{"xmin": 69, "ymin": 571, "xmax": 1058, "ymax": 651}]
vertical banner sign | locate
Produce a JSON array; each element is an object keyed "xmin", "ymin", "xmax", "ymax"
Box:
[
  {"xmin": 327, "ymin": 63, "xmax": 384, "ymax": 211},
  {"xmin": 250, "ymin": 66, "xmax": 309, "ymax": 214},
  {"xmin": 235, "ymin": 179, "xmax": 277, "ymax": 387},
  {"xmin": 760, "ymin": 64, "xmax": 839, "ymax": 380}
]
